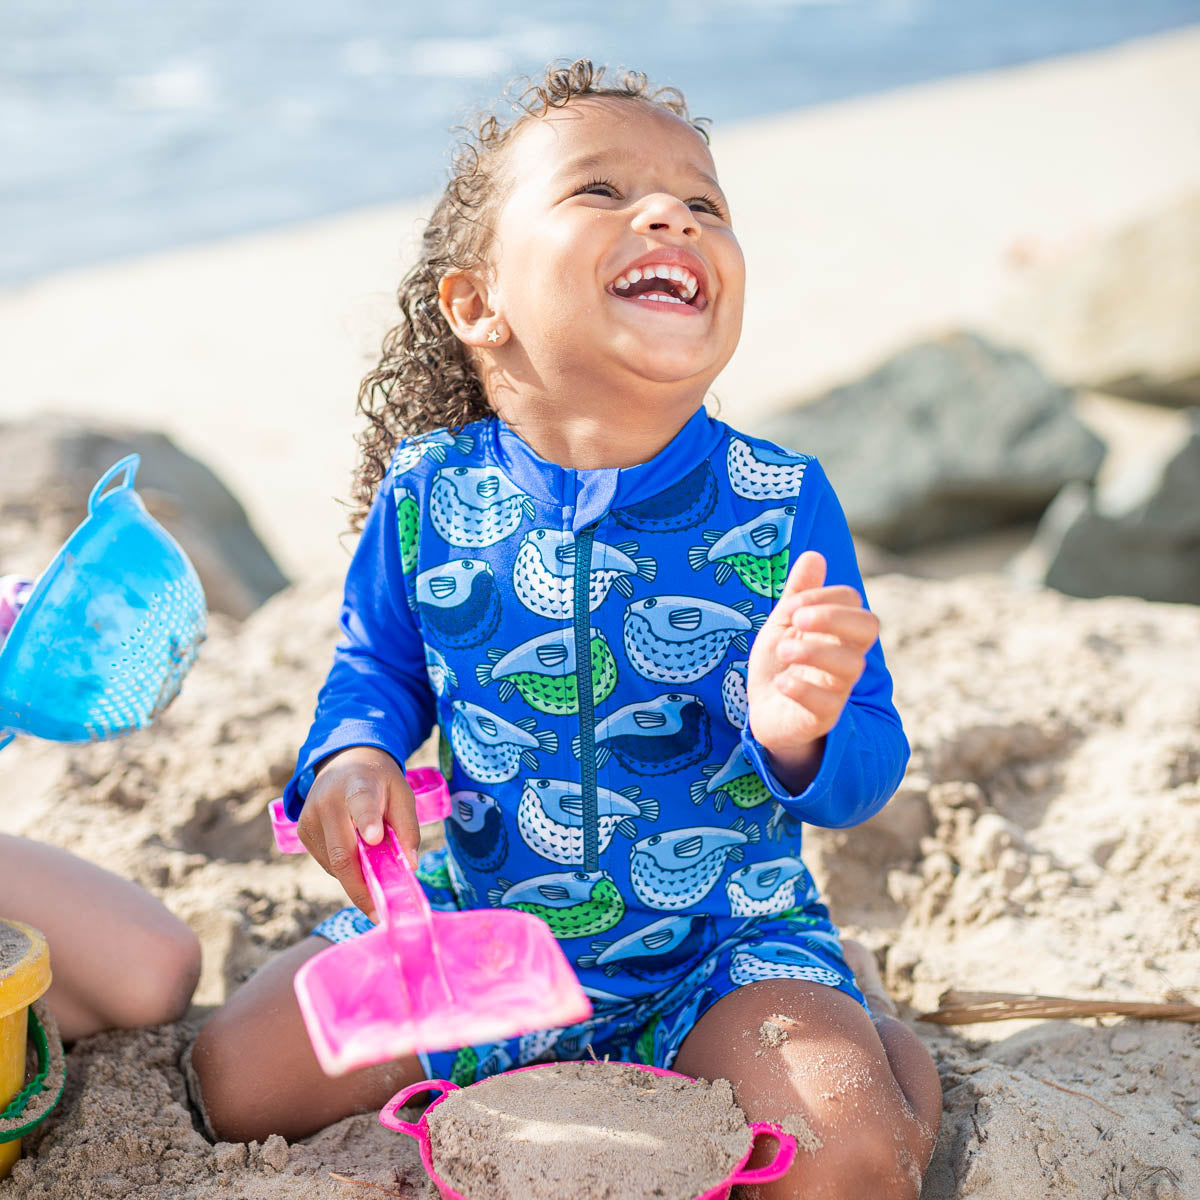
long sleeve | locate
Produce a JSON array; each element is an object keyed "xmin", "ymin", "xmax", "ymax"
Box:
[
  {"xmin": 739, "ymin": 458, "xmax": 909, "ymax": 829},
  {"xmin": 282, "ymin": 469, "xmax": 436, "ymax": 819}
]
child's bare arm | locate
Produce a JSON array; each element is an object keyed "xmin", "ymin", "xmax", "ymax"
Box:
[
  {"xmin": 296, "ymin": 746, "xmax": 420, "ymax": 919},
  {"xmin": 0, "ymin": 834, "xmax": 200, "ymax": 1041}
]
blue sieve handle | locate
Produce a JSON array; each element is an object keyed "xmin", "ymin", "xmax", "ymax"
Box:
[{"xmin": 88, "ymin": 454, "xmax": 141, "ymax": 516}]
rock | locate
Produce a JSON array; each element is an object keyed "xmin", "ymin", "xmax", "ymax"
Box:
[
  {"xmin": 756, "ymin": 332, "xmax": 1104, "ymax": 551},
  {"xmin": 1018, "ymin": 412, "xmax": 1200, "ymax": 603},
  {"xmin": 985, "ymin": 193, "xmax": 1200, "ymax": 408},
  {"xmin": 0, "ymin": 416, "xmax": 289, "ymax": 618}
]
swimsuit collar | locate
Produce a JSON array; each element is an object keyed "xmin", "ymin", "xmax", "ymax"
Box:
[{"xmin": 490, "ymin": 406, "xmax": 724, "ymax": 532}]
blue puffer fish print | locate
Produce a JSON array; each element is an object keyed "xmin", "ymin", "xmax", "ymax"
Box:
[
  {"xmin": 475, "ymin": 627, "xmax": 618, "ymax": 715},
  {"xmin": 725, "ymin": 856, "xmax": 812, "ymax": 916},
  {"xmin": 729, "ymin": 940, "xmax": 845, "ymax": 988},
  {"xmin": 424, "ymin": 646, "xmax": 458, "ymax": 698},
  {"xmin": 486, "ymin": 869, "xmax": 626, "ymax": 939},
  {"xmin": 393, "ymin": 429, "xmax": 476, "ymax": 472},
  {"xmin": 689, "ymin": 743, "xmax": 772, "ymax": 812},
  {"xmin": 576, "ymin": 914, "xmax": 718, "ymax": 983},
  {"xmin": 687, "ymin": 505, "xmax": 797, "ymax": 600},
  {"xmin": 429, "ymin": 466, "xmax": 536, "ymax": 549},
  {"xmin": 445, "ymin": 789, "xmax": 508, "ymax": 872},
  {"xmin": 726, "ymin": 437, "xmax": 808, "ymax": 501},
  {"xmin": 449, "ymin": 700, "xmax": 557, "ymax": 783},
  {"xmin": 612, "ymin": 461, "xmax": 717, "ymax": 532},
  {"xmin": 766, "ymin": 802, "xmax": 803, "ymax": 842},
  {"xmin": 721, "ymin": 659, "xmax": 749, "ymax": 729},
  {"xmin": 512, "ymin": 529, "xmax": 657, "ymax": 619},
  {"xmin": 415, "ymin": 559, "xmax": 501, "ymax": 649},
  {"xmin": 629, "ymin": 817, "xmax": 761, "ymax": 911},
  {"xmin": 623, "ymin": 596, "xmax": 766, "ymax": 685},
  {"xmin": 574, "ymin": 692, "xmax": 711, "ymax": 775},
  {"xmin": 517, "ymin": 777, "xmax": 659, "ymax": 865}
]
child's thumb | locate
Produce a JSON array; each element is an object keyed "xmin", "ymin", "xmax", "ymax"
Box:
[{"xmin": 783, "ymin": 550, "xmax": 827, "ymax": 598}]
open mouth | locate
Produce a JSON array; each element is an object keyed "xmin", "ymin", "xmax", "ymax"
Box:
[{"xmin": 608, "ymin": 263, "xmax": 706, "ymax": 312}]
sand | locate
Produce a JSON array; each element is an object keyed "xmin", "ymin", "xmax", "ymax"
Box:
[
  {"xmin": 0, "ymin": 566, "xmax": 1195, "ymax": 1198},
  {"xmin": 424, "ymin": 1062, "xmax": 750, "ymax": 1200},
  {"xmin": 0, "ymin": 923, "xmax": 31, "ymax": 980}
]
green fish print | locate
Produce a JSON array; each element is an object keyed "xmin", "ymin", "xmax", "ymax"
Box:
[
  {"xmin": 486, "ymin": 870, "xmax": 626, "ymax": 939},
  {"xmin": 688, "ymin": 505, "xmax": 797, "ymax": 600},
  {"xmin": 634, "ymin": 1015, "xmax": 661, "ymax": 1065},
  {"xmin": 475, "ymin": 628, "xmax": 618, "ymax": 716},
  {"xmin": 689, "ymin": 744, "xmax": 772, "ymax": 811},
  {"xmin": 449, "ymin": 1045, "xmax": 478, "ymax": 1086},
  {"xmin": 396, "ymin": 487, "xmax": 420, "ymax": 575}
]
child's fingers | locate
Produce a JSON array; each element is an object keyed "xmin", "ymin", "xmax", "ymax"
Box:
[
  {"xmin": 774, "ymin": 670, "xmax": 844, "ymax": 726},
  {"xmin": 318, "ymin": 807, "xmax": 374, "ymax": 918},
  {"xmin": 781, "ymin": 550, "xmax": 826, "ymax": 599},
  {"xmin": 791, "ymin": 604, "xmax": 880, "ymax": 650},
  {"xmin": 776, "ymin": 637, "xmax": 867, "ymax": 688},
  {"xmin": 383, "ymin": 775, "xmax": 421, "ymax": 869}
]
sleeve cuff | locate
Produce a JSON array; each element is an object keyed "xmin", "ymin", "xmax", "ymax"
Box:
[
  {"xmin": 739, "ymin": 708, "xmax": 852, "ymax": 813},
  {"xmin": 281, "ymin": 722, "xmax": 410, "ymax": 820}
]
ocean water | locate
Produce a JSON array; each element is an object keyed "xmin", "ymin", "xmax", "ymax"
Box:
[{"xmin": 3, "ymin": 0, "xmax": 1197, "ymax": 285}]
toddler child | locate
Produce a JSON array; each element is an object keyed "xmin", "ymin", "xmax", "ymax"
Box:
[{"xmin": 191, "ymin": 60, "xmax": 941, "ymax": 1198}]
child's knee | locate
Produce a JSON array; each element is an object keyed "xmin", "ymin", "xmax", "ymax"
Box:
[
  {"xmin": 186, "ymin": 1011, "xmax": 259, "ymax": 1143},
  {"xmin": 121, "ymin": 921, "xmax": 202, "ymax": 1028}
]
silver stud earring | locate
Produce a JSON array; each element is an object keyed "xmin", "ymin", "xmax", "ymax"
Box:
[{"xmin": 486, "ymin": 326, "xmax": 502, "ymax": 344}]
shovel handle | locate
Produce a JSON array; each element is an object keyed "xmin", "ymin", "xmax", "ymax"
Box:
[
  {"xmin": 728, "ymin": 1123, "xmax": 797, "ymax": 1186},
  {"xmin": 378, "ymin": 1079, "xmax": 460, "ymax": 1136}
]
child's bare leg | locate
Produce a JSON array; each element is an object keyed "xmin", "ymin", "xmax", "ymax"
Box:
[
  {"xmin": 188, "ymin": 937, "xmax": 425, "ymax": 1143},
  {"xmin": 0, "ymin": 834, "xmax": 201, "ymax": 1041},
  {"xmin": 671, "ymin": 973, "xmax": 941, "ymax": 1200}
]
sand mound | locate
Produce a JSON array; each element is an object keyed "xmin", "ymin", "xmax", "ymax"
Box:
[{"xmin": 2, "ymin": 571, "xmax": 1198, "ymax": 1199}]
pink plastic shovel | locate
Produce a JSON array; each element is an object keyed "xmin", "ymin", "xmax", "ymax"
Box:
[
  {"xmin": 269, "ymin": 768, "xmax": 593, "ymax": 1077},
  {"xmin": 380, "ymin": 1064, "xmax": 799, "ymax": 1200}
]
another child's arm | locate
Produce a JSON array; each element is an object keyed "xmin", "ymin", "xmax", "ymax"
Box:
[
  {"xmin": 0, "ymin": 834, "xmax": 200, "ymax": 1042},
  {"xmin": 283, "ymin": 464, "xmax": 436, "ymax": 910},
  {"xmin": 744, "ymin": 460, "xmax": 909, "ymax": 826}
]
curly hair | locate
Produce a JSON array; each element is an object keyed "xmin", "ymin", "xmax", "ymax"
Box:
[{"xmin": 349, "ymin": 58, "xmax": 710, "ymax": 528}]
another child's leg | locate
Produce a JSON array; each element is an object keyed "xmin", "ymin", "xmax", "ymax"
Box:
[
  {"xmin": 671, "ymin": 968, "xmax": 941, "ymax": 1200},
  {"xmin": 0, "ymin": 834, "xmax": 201, "ymax": 1041},
  {"xmin": 187, "ymin": 937, "xmax": 425, "ymax": 1143}
]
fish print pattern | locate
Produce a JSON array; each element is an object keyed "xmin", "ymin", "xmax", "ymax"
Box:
[
  {"xmin": 721, "ymin": 659, "xmax": 749, "ymax": 730},
  {"xmin": 729, "ymin": 939, "xmax": 845, "ymax": 988},
  {"xmin": 393, "ymin": 430, "xmax": 476, "ymax": 473},
  {"xmin": 611, "ymin": 461, "xmax": 718, "ymax": 532},
  {"xmin": 429, "ymin": 466, "xmax": 536, "ymax": 548},
  {"xmin": 512, "ymin": 529, "xmax": 657, "ymax": 619},
  {"xmin": 724, "ymin": 856, "xmax": 812, "ymax": 916},
  {"xmin": 475, "ymin": 627, "xmax": 618, "ymax": 715},
  {"xmin": 445, "ymin": 790, "xmax": 508, "ymax": 872},
  {"xmin": 629, "ymin": 817, "xmax": 761, "ymax": 911},
  {"xmin": 517, "ymin": 777, "xmax": 659, "ymax": 865},
  {"xmin": 424, "ymin": 646, "xmax": 458, "ymax": 698},
  {"xmin": 623, "ymin": 595, "xmax": 766, "ymax": 684},
  {"xmin": 688, "ymin": 505, "xmax": 797, "ymax": 600},
  {"xmin": 396, "ymin": 486, "xmax": 421, "ymax": 576},
  {"xmin": 487, "ymin": 869, "xmax": 626, "ymax": 939},
  {"xmin": 576, "ymin": 915, "xmax": 719, "ymax": 983},
  {"xmin": 414, "ymin": 559, "xmax": 501, "ymax": 648},
  {"xmin": 726, "ymin": 437, "xmax": 808, "ymax": 501},
  {"xmin": 449, "ymin": 700, "xmax": 556, "ymax": 783},
  {"xmin": 574, "ymin": 692, "xmax": 711, "ymax": 775},
  {"xmin": 689, "ymin": 743, "xmax": 772, "ymax": 812}
]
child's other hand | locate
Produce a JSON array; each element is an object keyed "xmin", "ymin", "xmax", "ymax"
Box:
[
  {"xmin": 297, "ymin": 746, "xmax": 418, "ymax": 920},
  {"xmin": 747, "ymin": 551, "xmax": 879, "ymax": 792}
]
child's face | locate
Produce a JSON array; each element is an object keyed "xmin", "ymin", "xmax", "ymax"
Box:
[{"xmin": 486, "ymin": 97, "xmax": 745, "ymax": 395}]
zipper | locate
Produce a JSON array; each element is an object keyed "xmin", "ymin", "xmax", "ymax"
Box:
[{"xmin": 572, "ymin": 521, "xmax": 600, "ymax": 873}]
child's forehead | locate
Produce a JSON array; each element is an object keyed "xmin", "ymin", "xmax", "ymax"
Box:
[{"xmin": 510, "ymin": 96, "xmax": 716, "ymax": 178}]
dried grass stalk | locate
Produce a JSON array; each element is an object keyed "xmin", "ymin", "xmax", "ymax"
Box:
[{"xmin": 918, "ymin": 990, "xmax": 1200, "ymax": 1025}]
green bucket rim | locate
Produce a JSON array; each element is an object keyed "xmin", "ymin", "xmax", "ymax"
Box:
[{"xmin": 0, "ymin": 1001, "xmax": 65, "ymax": 1143}]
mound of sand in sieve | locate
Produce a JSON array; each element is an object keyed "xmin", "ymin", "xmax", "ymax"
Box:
[
  {"xmin": 1, "ymin": 569, "xmax": 1198, "ymax": 1198},
  {"xmin": 423, "ymin": 1062, "xmax": 752, "ymax": 1200}
]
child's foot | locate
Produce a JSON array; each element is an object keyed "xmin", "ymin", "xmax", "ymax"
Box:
[{"xmin": 842, "ymin": 938, "xmax": 900, "ymax": 1019}]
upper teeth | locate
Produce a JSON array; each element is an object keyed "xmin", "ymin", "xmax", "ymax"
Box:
[{"xmin": 613, "ymin": 264, "xmax": 699, "ymax": 301}]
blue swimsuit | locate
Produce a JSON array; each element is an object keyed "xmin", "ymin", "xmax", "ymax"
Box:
[{"xmin": 284, "ymin": 408, "xmax": 909, "ymax": 1084}]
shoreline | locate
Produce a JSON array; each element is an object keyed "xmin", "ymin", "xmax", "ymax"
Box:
[{"xmin": 1, "ymin": 26, "xmax": 1197, "ymax": 582}]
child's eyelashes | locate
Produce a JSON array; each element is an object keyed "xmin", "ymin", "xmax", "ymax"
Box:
[{"xmin": 570, "ymin": 178, "xmax": 728, "ymax": 220}]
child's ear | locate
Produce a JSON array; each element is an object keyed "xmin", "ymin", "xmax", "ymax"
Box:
[{"xmin": 438, "ymin": 270, "xmax": 507, "ymax": 348}]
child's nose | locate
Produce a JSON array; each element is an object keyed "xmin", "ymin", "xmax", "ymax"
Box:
[{"xmin": 631, "ymin": 194, "xmax": 699, "ymax": 240}]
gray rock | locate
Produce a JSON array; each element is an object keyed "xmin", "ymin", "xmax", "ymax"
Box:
[
  {"xmin": 1021, "ymin": 411, "xmax": 1200, "ymax": 603},
  {"xmin": 0, "ymin": 416, "xmax": 289, "ymax": 618},
  {"xmin": 756, "ymin": 332, "xmax": 1105, "ymax": 551}
]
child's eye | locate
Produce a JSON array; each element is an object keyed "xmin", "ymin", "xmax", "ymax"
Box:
[
  {"xmin": 688, "ymin": 194, "xmax": 726, "ymax": 219},
  {"xmin": 576, "ymin": 177, "xmax": 620, "ymax": 199}
]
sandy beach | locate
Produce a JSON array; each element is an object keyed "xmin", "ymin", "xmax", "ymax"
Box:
[{"xmin": 2, "ymin": 27, "xmax": 1199, "ymax": 1200}]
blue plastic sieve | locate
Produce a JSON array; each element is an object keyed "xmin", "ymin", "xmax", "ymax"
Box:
[{"xmin": 0, "ymin": 455, "xmax": 206, "ymax": 749}]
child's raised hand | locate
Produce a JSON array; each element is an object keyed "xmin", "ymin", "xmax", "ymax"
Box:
[
  {"xmin": 297, "ymin": 746, "xmax": 419, "ymax": 920},
  {"xmin": 746, "ymin": 551, "xmax": 880, "ymax": 792}
]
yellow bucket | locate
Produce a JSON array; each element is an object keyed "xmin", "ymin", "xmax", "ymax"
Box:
[{"xmin": 0, "ymin": 919, "xmax": 51, "ymax": 1177}]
